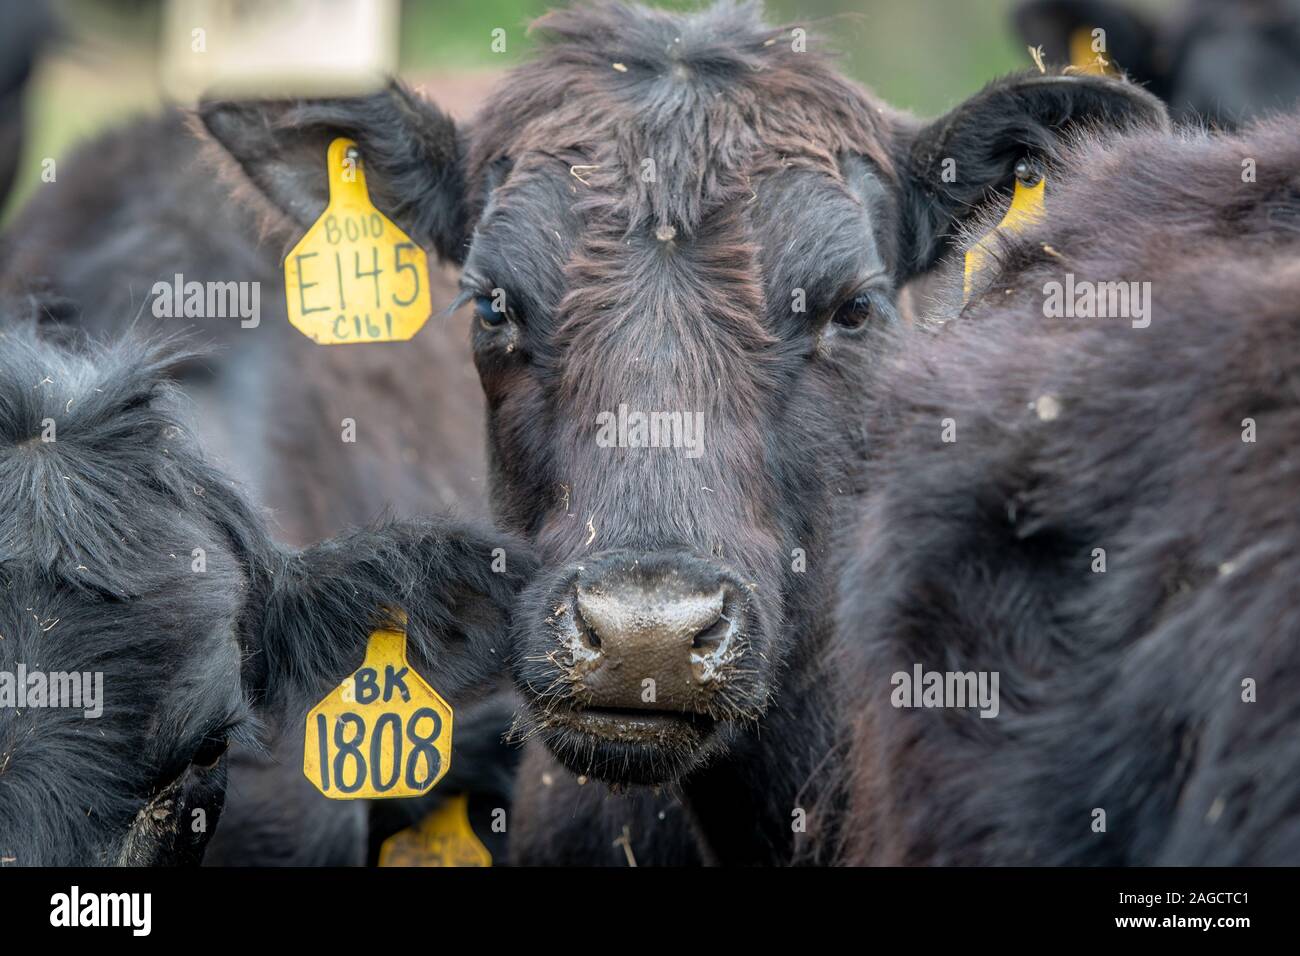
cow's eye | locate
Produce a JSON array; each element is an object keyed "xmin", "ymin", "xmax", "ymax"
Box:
[
  {"xmin": 832, "ymin": 292, "xmax": 874, "ymax": 330},
  {"xmin": 191, "ymin": 734, "xmax": 229, "ymax": 770},
  {"xmin": 474, "ymin": 295, "xmax": 509, "ymax": 330}
]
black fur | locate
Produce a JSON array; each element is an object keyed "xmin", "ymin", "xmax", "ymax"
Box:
[
  {"xmin": 837, "ymin": 115, "xmax": 1300, "ymax": 865},
  {"xmin": 196, "ymin": 1, "xmax": 1168, "ymax": 866},
  {"xmin": 2, "ymin": 98, "xmax": 501, "ymax": 865},
  {"xmin": 4, "ymin": 0, "xmax": 1175, "ymax": 868},
  {"xmin": 0, "ymin": 322, "xmax": 532, "ymax": 865}
]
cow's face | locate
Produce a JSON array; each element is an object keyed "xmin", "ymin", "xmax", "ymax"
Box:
[
  {"xmin": 458, "ymin": 42, "xmax": 902, "ymax": 785},
  {"xmin": 0, "ymin": 330, "xmax": 529, "ymax": 864},
  {"xmin": 201, "ymin": 3, "xmax": 1164, "ymax": 786}
]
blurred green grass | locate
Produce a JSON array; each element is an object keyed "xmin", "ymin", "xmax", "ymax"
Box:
[
  {"xmin": 5, "ymin": 0, "xmax": 1169, "ymax": 222},
  {"xmin": 397, "ymin": 0, "xmax": 1030, "ymax": 110}
]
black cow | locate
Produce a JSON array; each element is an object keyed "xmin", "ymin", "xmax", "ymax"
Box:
[
  {"xmin": 0, "ymin": 319, "xmax": 531, "ymax": 865},
  {"xmin": 1014, "ymin": 0, "xmax": 1300, "ymax": 126},
  {"xmin": 836, "ymin": 113, "xmax": 1300, "ymax": 865},
  {"xmin": 1, "ymin": 100, "xmax": 510, "ymax": 864},
  {"xmin": 189, "ymin": 1, "xmax": 1167, "ymax": 864}
]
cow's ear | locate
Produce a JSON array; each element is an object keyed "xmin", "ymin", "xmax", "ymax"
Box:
[
  {"xmin": 897, "ymin": 71, "xmax": 1167, "ymax": 276},
  {"xmin": 198, "ymin": 82, "xmax": 467, "ymax": 263},
  {"xmin": 250, "ymin": 519, "xmax": 536, "ymax": 712},
  {"xmin": 1012, "ymin": 0, "xmax": 1157, "ymax": 81}
]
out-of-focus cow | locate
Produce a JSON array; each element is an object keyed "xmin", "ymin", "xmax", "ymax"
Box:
[
  {"xmin": 1014, "ymin": 0, "xmax": 1300, "ymax": 126},
  {"xmin": 0, "ymin": 1, "xmax": 53, "ymax": 218},
  {"xmin": 837, "ymin": 113, "xmax": 1300, "ymax": 865},
  {"xmin": 0, "ymin": 320, "xmax": 532, "ymax": 865}
]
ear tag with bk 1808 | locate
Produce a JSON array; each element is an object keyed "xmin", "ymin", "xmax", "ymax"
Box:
[
  {"xmin": 284, "ymin": 137, "xmax": 432, "ymax": 344},
  {"xmin": 303, "ymin": 625, "xmax": 453, "ymax": 799}
]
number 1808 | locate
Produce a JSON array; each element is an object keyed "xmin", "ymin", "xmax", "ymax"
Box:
[{"xmin": 313, "ymin": 707, "xmax": 443, "ymax": 794}]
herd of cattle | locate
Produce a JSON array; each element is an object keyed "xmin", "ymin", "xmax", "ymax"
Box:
[{"xmin": 0, "ymin": 0, "xmax": 1298, "ymax": 866}]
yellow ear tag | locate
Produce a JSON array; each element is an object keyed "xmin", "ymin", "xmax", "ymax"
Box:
[
  {"xmin": 1069, "ymin": 27, "xmax": 1113, "ymax": 75},
  {"xmin": 283, "ymin": 137, "xmax": 432, "ymax": 344},
  {"xmin": 378, "ymin": 793, "xmax": 493, "ymax": 867},
  {"xmin": 303, "ymin": 626, "xmax": 453, "ymax": 799},
  {"xmin": 963, "ymin": 173, "xmax": 1046, "ymax": 302}
]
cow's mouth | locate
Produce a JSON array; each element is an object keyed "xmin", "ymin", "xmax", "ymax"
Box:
[
  {"xmin": 528, "ymin": 704, "xmax": 720, "ymax": 784},
  {"xmin": 555, "ymin": 706, "xmax": 713, "ymax": 744},
  {"xmin": 511, "ymin": 549, "xmax": 776, "ymax": 784}
]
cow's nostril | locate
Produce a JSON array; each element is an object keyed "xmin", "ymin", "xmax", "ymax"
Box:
[
  {"xmin": 574, "ymin": 601, "xmax": 603, "ymax": 651},
  {"xmin": 691, "ymin": 613, "xmax": 729, "ymax": 650}
]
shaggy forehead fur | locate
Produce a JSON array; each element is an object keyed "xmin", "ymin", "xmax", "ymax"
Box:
[{"xmin": 465, "ymin": 0, "xmax": 898, "ymax": 235}]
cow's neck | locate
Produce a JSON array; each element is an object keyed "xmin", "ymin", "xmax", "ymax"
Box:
[{"xmin": 677, "ymin": 642, "xmax": 843, "ymax": 865}]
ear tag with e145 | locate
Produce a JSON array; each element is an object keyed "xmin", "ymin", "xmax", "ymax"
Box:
[
  {"xmin": 283, "ymin": 137, "xmax": 432, "ymax": 344},
  {"xmin": 303, "ymin": 625, "xmax": 453, "ymax": 799}
]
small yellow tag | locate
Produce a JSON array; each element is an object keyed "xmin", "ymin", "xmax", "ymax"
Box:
[
  {"xmin": 1069, "ymin": 27, "xmax": 1113, "ymax": 76},
  {"xmin": 303, "ymin": 626, "xmax": 453, "ymax": 799},
  {"xmin": 378, "ymin": 794, "xmax": 493, "ymax": 867},
  {"xmin": 283, "ymin": 137, "xmax": 432, "ymax": 344},
  {"xmin": 963, "ymin": 175, "xmax": 1046, "ymax": 301}
]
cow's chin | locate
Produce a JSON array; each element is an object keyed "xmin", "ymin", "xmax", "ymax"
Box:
[{"xmin": 533, "ymin": 705, "xmax": 722, "ymax": 785}]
